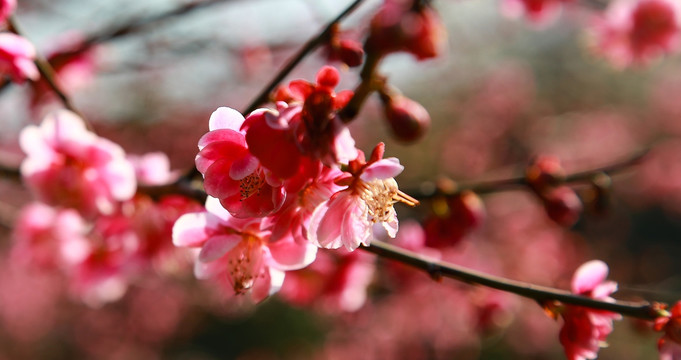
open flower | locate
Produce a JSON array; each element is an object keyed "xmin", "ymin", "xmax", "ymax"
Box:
[
  {"xmin": 0, "ymin": 32, "xmax": 39, "ymax": 83},
  {"xmin": 307, "ymin": 143, "xmax": 418, "ymax": 251},
  {"xmin": 173, "ymin": 196, "xmax": 317, "ymax": 302},
  {"xmin": 196, "ymin": 107, "xmax": 286, "ymax": 218},
  {"xmin": 558, "ymin": 260, "xmax": 621, "ymax": 360},
  {"xmin": 20, "ymin": 110, "xmax": 136, "ymax": 217}
]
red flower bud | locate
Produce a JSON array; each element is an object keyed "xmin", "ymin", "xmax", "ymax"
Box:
[
  {"xmin": 525, "ymin": 155, "xmax": 565, "ymax": 192},
  {"xmin": 424, "ymin": 191, "xmax": 485, "ymax": 248},
  {"xmin": 542, "ymin": 186, "xmax": 582, "ymax": 227},
  {"xmin": 366, "ymin": 1, "xmax": 447, "ymax": 60},
  {"xmin": 382, "ymin": 94, "xmax": 431, "ymax": 143}
]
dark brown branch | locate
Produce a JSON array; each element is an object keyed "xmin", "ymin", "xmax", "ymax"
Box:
[
  {"xmin": 242, "ymin": 0, "xmax": 368, "ymax": 115},
  {"xmin": 411, "ymin": 148, "xmax": 650, "ymax": 200},
  {"xmin": 362, "ymin": 240, "xmax": 663, "ymax": 320}
]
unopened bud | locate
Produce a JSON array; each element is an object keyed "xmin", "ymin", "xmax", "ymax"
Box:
[
  {"xmin": 366, "ymin": 1, "xmax": 446, "ymax": 60},
  {"xmin": 381, "ymin": 94, "xmax": 431, "ymax": 143},
  {"xmin": 526, "ymin": 155, "xmax": 566, "ymax": 193},
  {"xmin": 542, "ymin": 186, "xmax": 582, "ymax": 227},
  {"xmin": 424, "ymin": 190, "xmax": 485, "ymax": 248}
]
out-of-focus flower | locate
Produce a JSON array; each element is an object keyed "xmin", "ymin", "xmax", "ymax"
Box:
[
  {"xmin": 589, "ymin": 0, "xmax": 681, "ymax": 68},
  {"xmin": 128, "ymin": 151, "xmax": 177, "ymax": 186},
  {"xmin": 20, "ymin": 110, "xmax": 136, "ymax": 217},
  {"xmin": 0, "ymin": 0, "xmax": 15, "ymax": 24},
  {"xmin": 557, "ymin": 260, "xmax": 621, "ymax": 360},
  {"xmin": 11, "ymin": 202, "xmax": 89, "ymax": 269},
  {"xmin": 307, "ymin": 143, "xmax": 417, "ymax": 250},
  {"xmin": 542, "ymin": 185, "xmax": 583, "ymax": 227},
  {"xmin": 196, "ymin": 107, "xmax": 285, "ymax": 218},
  {"xmin": 501, "ymin": 0, "xmax": 570, "ymax": 26},
  {"xmin": 366, "ymin": 0, "xmax": 447, "ymax": 60},
  {"xmin": 173, "ymin": 196, "xmax": 317, "ymax": 302},
  {"xmin": 0, "ymin": 32, "xmax": 39, "ymax": 83},
  {"xmin": 655, "ymin": 301, "xmax": 681, "ymax": 360},
  {"xmin": 424, "ymin": 190, "xmax": 485, "ymax": 248}
]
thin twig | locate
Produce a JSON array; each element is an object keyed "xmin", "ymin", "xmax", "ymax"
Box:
[
  {"xmin": 8, "ymin": 15, "xmax": 90, "ymax": 128},
  {"xmin": 362, "ymin": 240, "xmax": 662, "ymax": 320},
  {"xmin": 242, "ymin": 0, "xmax": 368, "ymax": 115},
  {"xmin": 410, "ymin": 148, "xmax": 650, "ymax": 199}
]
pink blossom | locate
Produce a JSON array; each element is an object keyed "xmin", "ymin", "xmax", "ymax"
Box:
[
  {"xmin": 269, "ymin": 66, "xmax": 358, "ymax": 167},
  {"xmin": 307, "ymin": 143, "xmax": 418, "ymax": 251},
  {"xmin": 0, "ymin": 32, "xmax": 39, "ymax": 83},
  {"xmin": 280, "ymin": 249, "xmax": 375, "ymax": 312},
  {"xmin": 501, "ymin": 0, "xmax": 569, "ymax": 25},
  {"xmin": 196, "ymin": 107, "xmax": 285, "ymax": 218},
  {"xmin": 20, "ymin": 110, "xmax": 137, "ymax": 216},
  {"xmin": 589, "ymin": 0, "xmax": 681, "ymax": 68},
  {"xmin": 558, "ymin": 260, "xmax": 621, "ymax": 360},
  {"xmin": 11, "ymin": 202, "xmax": 89, "ymax": 270},
  {"xmin": 366, "ymin": 0, "xmax": 447, "ymax": 60},
  {"xmin": 172, "ymin": 196, "xmax": 317, "ymax": 302},
  {"xmin": 655, "ymin": 301, "xmax": 681, "ymax": 360},
  {"xmin": 0, "ymin": 0, "xmax": 15, "ymax": 24},
  {"xmin": 128, "ymin": 152, "xmax": 177, "ymax": 186}
]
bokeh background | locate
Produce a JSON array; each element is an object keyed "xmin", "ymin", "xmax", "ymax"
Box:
[{"xmin": 2, "ymin": 0, "xmax": 681, "ymax": 358}]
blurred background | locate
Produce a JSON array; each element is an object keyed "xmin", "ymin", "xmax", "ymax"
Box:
[{"xmin": 1, "ymin": 0, "xmax": 681, "ymax": 358}]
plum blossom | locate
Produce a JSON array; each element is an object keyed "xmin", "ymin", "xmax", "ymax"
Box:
[
  {"xmin": 558, "ymin": 260, "xmax": 621, "ymax": 360},
  {"xmin": 366, "ymin": 0, "xmax": 447, "ymax": 59},
  {"xmin": 268, "ymin": 66, "xmax": 358, "ymax": 167},
  {"xmin": 11, "ymin": 202, "xmax": 89, "ymax": 269},
  {"xmin": 655, "ymin": 301, "xmax": 681, "ymax": 360},
  {"xmin": 20, "ymin": 110, "xmax": 136, "ymax": 216},
  {"xmin": 589, "ymin": 0, "xmax": 681, "ymax": 68},
  {"xmin": 307, "ymin": 143, "xmax": 418, "ymax": 251},
  {"xmin": 0, "ymin": 32, "xmax": 39, "ymax": 83},
  {"xmin": 173, "ymin": 196, "xmax": 317, "ymax": 302},
  {"xmin": 501, "ymin": 0, "xmax": 570, "ymax": 25},
  {"xmin": 0, "ymin": 0, "xmax": 15, "ymax": 24},
  {"xmin": 196, "ymin": 107, "xmax": 285, "ymax": 218}
]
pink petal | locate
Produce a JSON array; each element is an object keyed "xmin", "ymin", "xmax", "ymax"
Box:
[
  {"xmin": 572, "ymin": 259, "xmax": 609, "ymax": 294},
  {"xmin": 268, "ymin": 237, "xmax": 318, "ymax": 270},
  {"xmin": 203, "ymin": 159, "xmax": 240, "ymax": 199},
  {"xmin": 229, "ymin": 154, "xmax": 259, "ymax": 180},
  {"xmin": 197, "ymin": 128, "xmax": 245, "ymax": 150},
  {"xmin": 205, "ymin": 195, "xmax": 232, "ymax": 222},
  {"xmin": 208, "ymin": 107, "xmax": 245, "ymax": 132},
  {"xmin": 360, "ymin": 157, "xmax": 404, "ymax": 181},
  {"xmin": 172, "ymin": 212, "xmax": 212, "ymax": 247},
  {"xmin": 341, "ymin": 197, "xmax": 371, "ymax": 250},
  {"xmin": 198, "ymin": 234, "xmax": 242, "ymax": 263}
]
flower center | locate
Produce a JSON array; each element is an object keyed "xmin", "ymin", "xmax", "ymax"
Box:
[
  {"xmin": 359, "ymin": 178, "xmax": 418, "ymax": 223},
  {"xmin": 239, "ymin": 172, "xmax": 265, "ymax": 200},
  {"xmin": 227, "ymin": 235, "xmax": 264, "ymax": 295}
]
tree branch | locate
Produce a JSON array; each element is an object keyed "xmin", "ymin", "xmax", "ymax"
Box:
[
  {"xmin": 410, "ymin": 148, "xmax": 650, "ymax": 200},
  {"xmin": 242, "ymin": 0, "xmax": 368, "ymax": 115},
  {"xmin": 8, "ymin": 15, "xmax": 90, "ymax": 128},
  {"xmin": 362, "ymin": 239, "xmax": 663, "ymax": 320}
]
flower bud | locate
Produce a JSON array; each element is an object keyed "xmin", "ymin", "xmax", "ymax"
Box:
[
  {"xmin": 525, "ymin": 155, "xmax": 565, "ymax": 193},
  {"xmin": 424, "ymin": 190, "xmax": 485, "ymax": 248},
  {"xmin": 327, "ymin": 39, "xmax": 365, "ymax": 68},
  {"xmin": 381, "ymin": 93, "xmax": 431, "ymax": 143},
  {"xmin": 542, "ymin": 186, "xmax": 582, "ymax": 227},
  {"xmin": 366, "ymin": 1, "xmax": 447, "ymax": 60}
]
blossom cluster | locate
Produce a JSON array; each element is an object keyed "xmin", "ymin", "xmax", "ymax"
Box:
[
  {"xmin": 173, "ymin": 65, "xmax": 418, "ymax": 301},
  {"xmin": 14, "ymin": 109, "xmax": 200, "ymax": 305}
]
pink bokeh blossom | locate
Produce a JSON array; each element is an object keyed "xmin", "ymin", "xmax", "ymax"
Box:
[
  {"xmin": 20, "ymin": 110, "xmax": 137, "ymax": 216},
  {"xmin": 0, "ymin": 32, "xmax": 39, "ymax": 83},
  {"xmin": 589, "ymin": 0, "xmax": 681, "ymax": 68}
]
